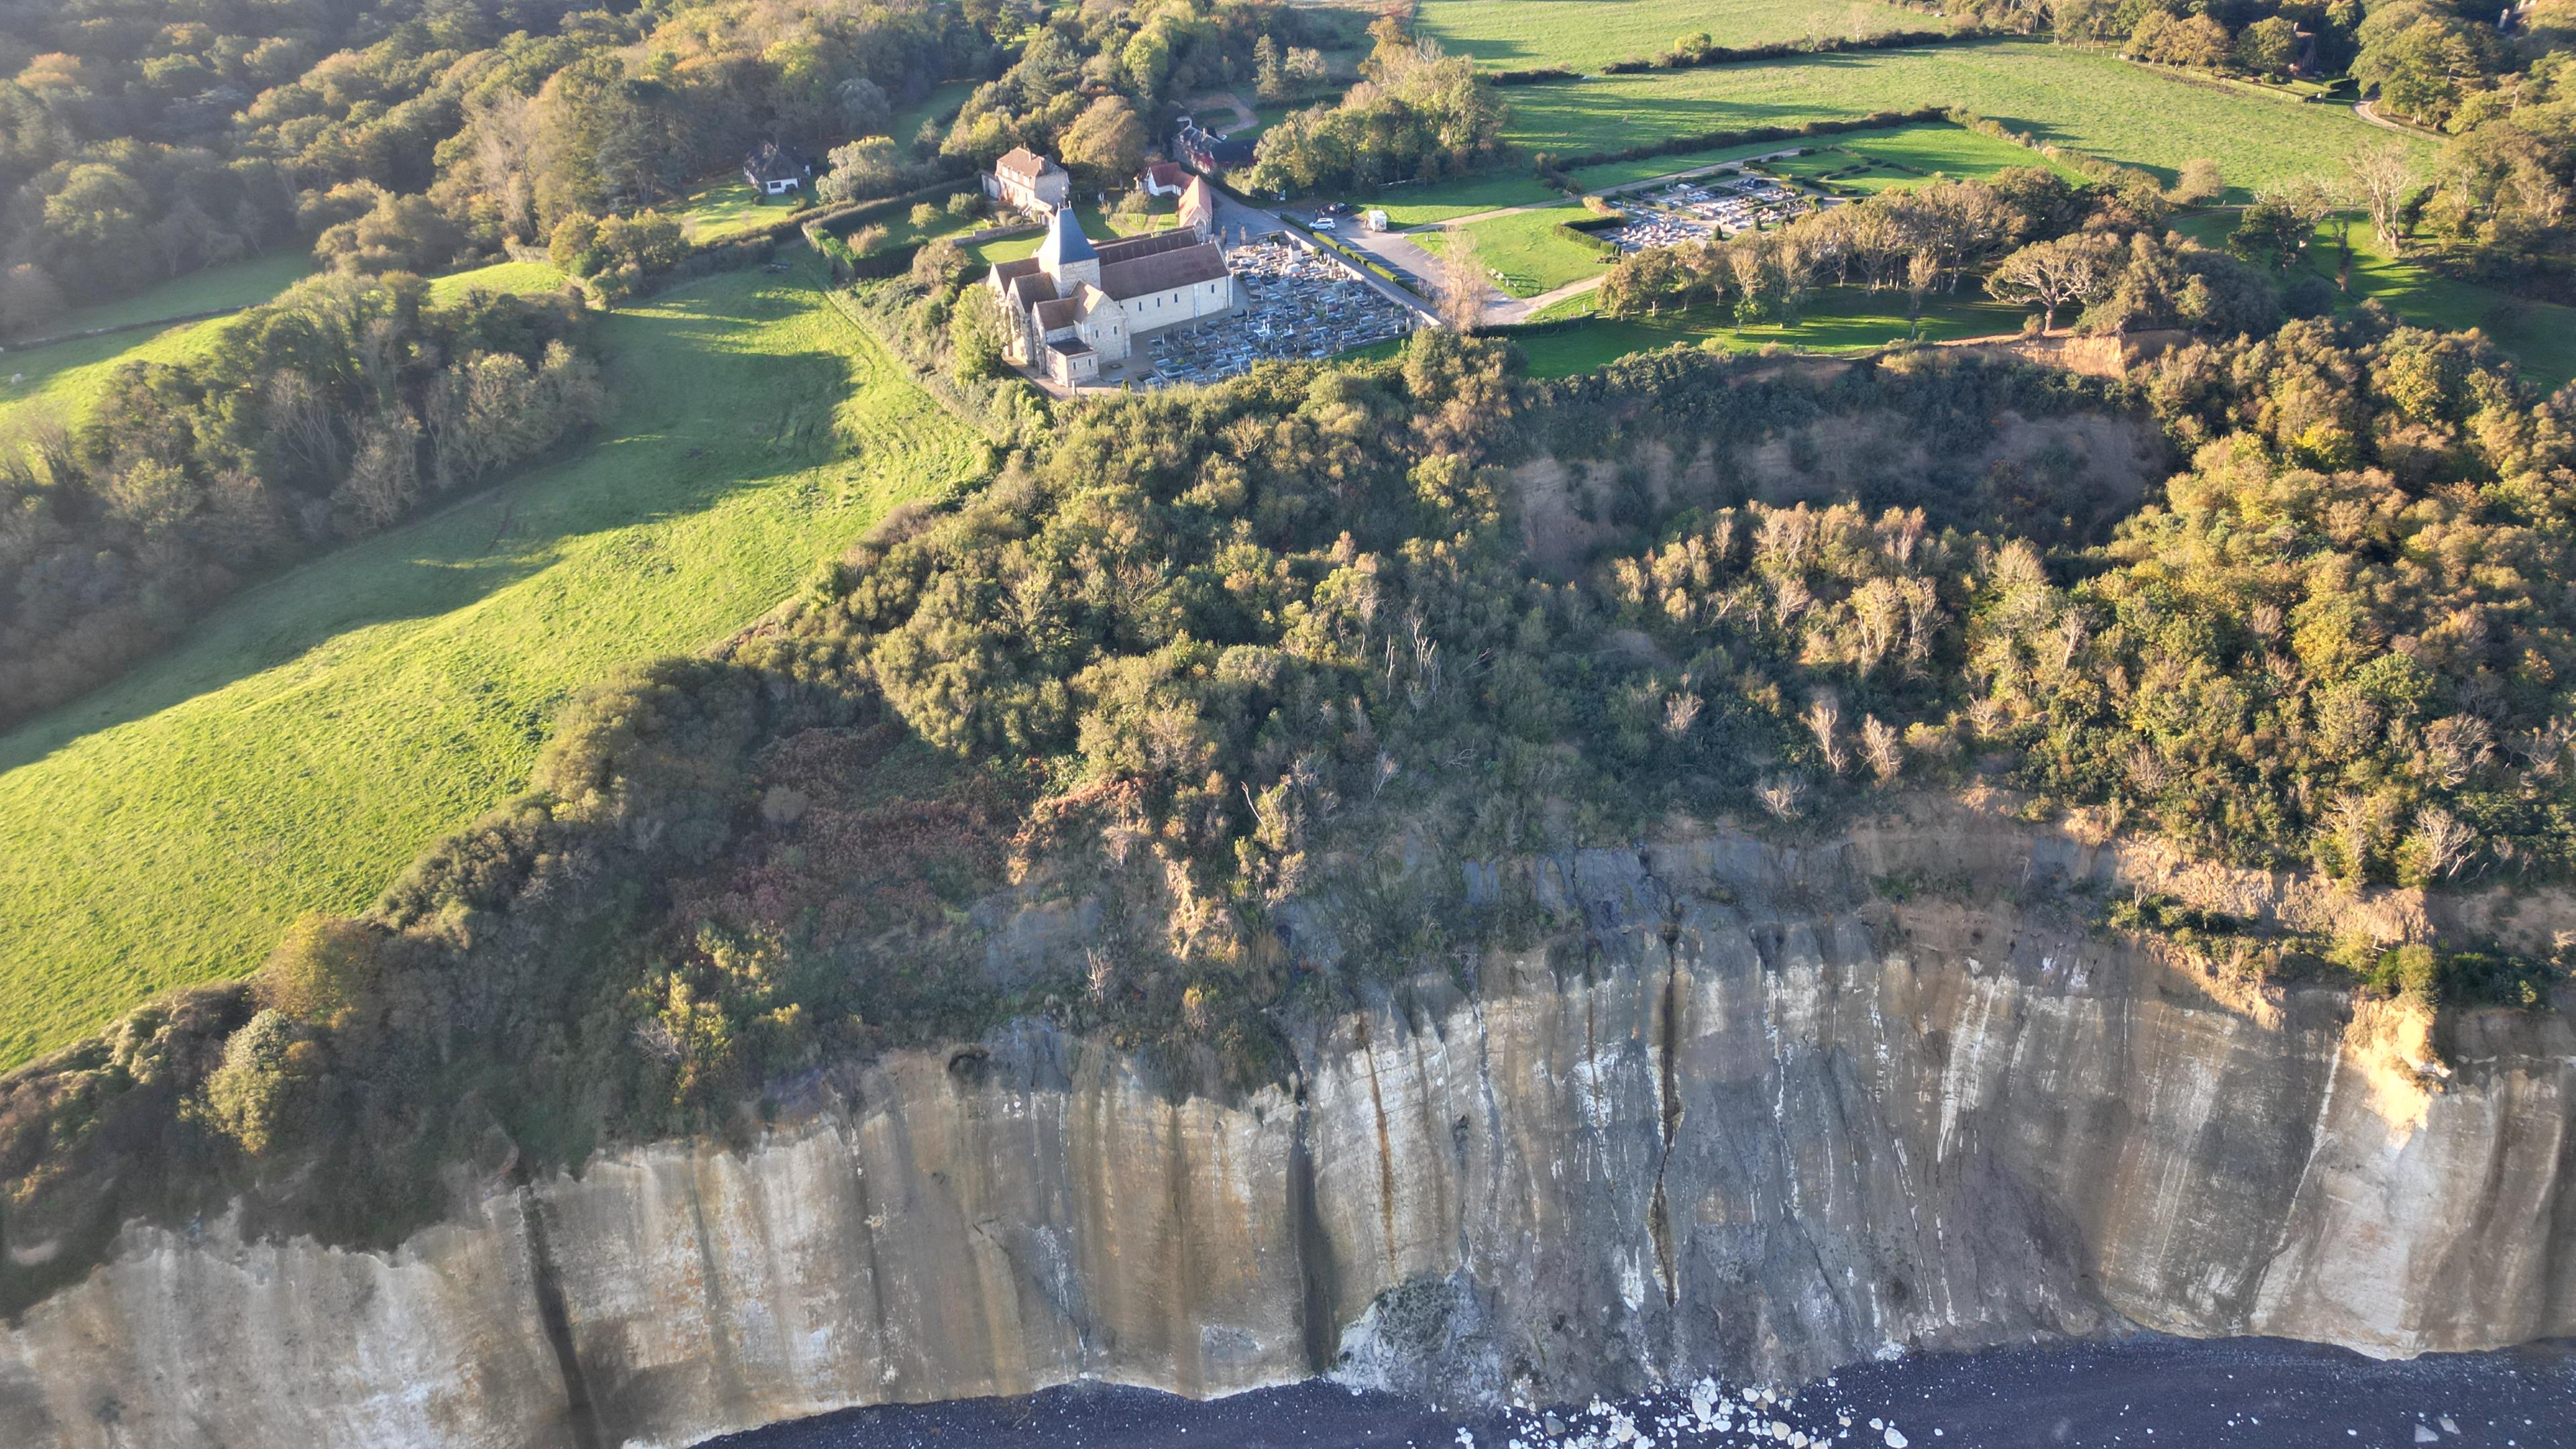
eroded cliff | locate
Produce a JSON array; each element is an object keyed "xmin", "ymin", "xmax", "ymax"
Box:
[{"xmin": 3, "ymin": 818, "xmax": 2570, "ymax": 1449}]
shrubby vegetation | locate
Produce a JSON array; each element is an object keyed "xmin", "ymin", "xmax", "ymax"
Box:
[
  {"xmin": 6, "ymin": 298, "xmax": 2575, "ymax": 1314},
  {"xmin": 936, "ymin": 0, "xmax": 1342, "ymax": 170},
  {"xmin": 1243, "ymin": 13, "xmax": 1507, "ymax": 195},
  {"xmin": 0, "ymin": 273, "xmax": 600, "ymax": 729}
]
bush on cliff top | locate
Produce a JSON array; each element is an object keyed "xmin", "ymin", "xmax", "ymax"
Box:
[{"xmin": 7, "ymin": 309, "xmax": 2576, "ymax": 1318}]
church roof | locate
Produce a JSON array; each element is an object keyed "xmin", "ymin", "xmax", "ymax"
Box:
[
  {"xmin": 1097, "ymin": 241, "xmax": 1231, "ymax": 301},
  {"xmin": 1093, "ymin": 228, "xmax": 1203, "ymax": 268},
  {"xmin": 1038, "ymin": 206, "xmax": 1096, "ymax": 269}
]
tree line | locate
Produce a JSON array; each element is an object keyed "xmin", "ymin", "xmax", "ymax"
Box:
[
  {"xmin": 1242, "ymin": 12, "xmax": 1509, "ymax": 196},
  {"xmin": 0, "ymin": 274, "xmax": 601, "ymax": 729}
]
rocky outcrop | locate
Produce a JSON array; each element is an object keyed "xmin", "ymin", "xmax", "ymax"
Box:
[{"xmin": 3, "ymin": 817, "xmax": 2571, "ymax": 1448}]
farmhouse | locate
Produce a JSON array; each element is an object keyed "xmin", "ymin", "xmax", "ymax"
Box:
[
  {"xmin": 986, "ymin": 178, "xmax": 1236, "ymax": 386},
  {"xmin": 742, "ymin": 140, "xmax": 812, "ymax": 196},
  {"xmin": 985, "ymin": 147, "xmax": 1072, "ymax": 216}
]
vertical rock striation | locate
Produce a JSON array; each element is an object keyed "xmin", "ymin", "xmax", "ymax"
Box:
[{"xmin": 3, "ymin": 827, "xmax": 2570, "ymax": 1448}]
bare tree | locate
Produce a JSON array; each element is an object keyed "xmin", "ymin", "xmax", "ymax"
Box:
[
  {"xmin": 1663, "ymin": 689, "xmax": 1704, "ymax": 738},
  {"xmin": 464, "ymin": 92, "xmax": 541, "ymax": 243},
  {"xmin": 2347, "ymin": 142, "xmax": 2416, "ymax": 252},
  {"xmin": 2410, "ymin": 804, "xmax": 2478, "ymax": 880},
  {"xmin": 1861, "ymin": 715, "xmax": 1902, "ymax": 786},
  {"xmin": 1435, "ymin": 225, "xmax": 1488, "ymax": 333},
  {"xmin": 1804, "ymin": 690, "xmax": 1846, "ymax": 774},
  {"xmin": 1756, "ymin": 773, "xmax": 1808, "ymax": 820}
]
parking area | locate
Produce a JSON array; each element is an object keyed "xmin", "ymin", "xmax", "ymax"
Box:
[
  {"xmin": 1609, "ymin": 174, "xmax": 1818, "ymax": 251},
  {"xmin": 1094, "ymin": 237, "xmax": 1418, "ymax": 388}
]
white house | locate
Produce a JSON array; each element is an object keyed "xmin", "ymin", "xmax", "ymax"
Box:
[
  {"xmin": 743, "ymin": 141, "xmax": 812, "ymax": 196},
  {"xmin": 986, "ymin": 182, "xmax": 1236, "ymax": 386}
]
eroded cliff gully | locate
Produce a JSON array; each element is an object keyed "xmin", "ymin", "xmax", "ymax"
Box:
[{"xmin": 3, "ymin": 811, "xmax": 2571, "ymax": 1448}]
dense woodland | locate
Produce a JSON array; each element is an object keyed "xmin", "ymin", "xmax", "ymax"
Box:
[{"xmin": 0, "ymin": 0, "xmax": 989, "ymax": 329}]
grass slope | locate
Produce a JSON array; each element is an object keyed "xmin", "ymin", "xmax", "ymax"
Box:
[
  {"xmin": 0, "ymin": 253, "xmax": 982, "ymax": 1069},
  {"xmin": 2173, "ymin": 211, "xmax": 2576, "ymax": 388},
  {"xmin": 1419, "ymin": 0, "xmax": 1931, "ymax": 72},
  {"xmin": 1500, "ymin": 40, "xmax": 2428, "ymax": 195},
  {"xmin": 0, "ymin": 252, "xmax": 314, "ymax": 433}
]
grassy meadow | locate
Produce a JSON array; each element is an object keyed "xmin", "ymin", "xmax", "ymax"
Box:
[
  {"xmin": 1776, "ymin": 123, "xmax": 2086, "ymax": 193},
  {"xmin": 1419, "ymin": 0, "xmax": 1933, "ymax": 72},
  {"xmin": 1497, "ymin": 40, "xmax": 2426, "ymax": 195},
  {"xmin": 1373, "ymin": 172, "xmax": 1567, "ymax": 228},
  {"xmin": 426, "ymin": 260, "xmax": 568, "ymax": 301},
  {"xmin": 0, "ymin": 250, "xmax": 315, "ymax": 433},
  {"xmin": 0, "ymin": 252, "xmax": 983, "ymax": 1069}
]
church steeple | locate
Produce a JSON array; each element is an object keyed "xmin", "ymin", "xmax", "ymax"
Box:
[{"xmin": 1037, "ymin": 206, "xmax": 1099, "ymax": 296}]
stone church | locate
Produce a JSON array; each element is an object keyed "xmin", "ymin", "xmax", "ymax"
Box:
[{"xmin": 986, "ymin": 176, "xmax": 1236, "ymax": 386}]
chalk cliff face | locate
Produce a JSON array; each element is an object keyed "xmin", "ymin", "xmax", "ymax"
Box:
[{"xmin": 3, "ymin": 818, "xmax": 2571, "ymax": 1449}]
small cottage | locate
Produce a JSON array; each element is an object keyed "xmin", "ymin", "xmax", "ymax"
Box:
[{"xmin": 743, "ymin": 140, "xmax": 813, "ymax": 196}]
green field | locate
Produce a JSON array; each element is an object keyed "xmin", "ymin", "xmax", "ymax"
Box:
[
  {"xmin": 1373, "ymin": 172, "xmax": 1568, "ymax": 227},
  {"xmin": 1428, "ymin": 205, "xmax": 1612, "ymax": 297},
  {"xmin": 676, "ymin": 174, "xmax": 806, "ymax": 242},
  {"xmin": 1770, "ymin": 122, "xmax": 2085, "ymax": 193},
  {"xmin": 2172, "ymin": 211, "xmax": 2576, "ymax": 388},
  {"xmin": 0, "ymin": 252, "xmax": 982, "ymax": 1069},
  {"xmin": 0, "ymin": 251, "xmax": 315, "ymax": 433},
  {"xmin": 1497, "ymin": 40, "xmax": 2428, "ymax": 195},
  {"xmin": 1419, "ymin": 0, "xmax": 1933, "ymax": 72},
  {"xmin": 1571, "ymin": 137, "xmax": 1815, "ymax": 190}
]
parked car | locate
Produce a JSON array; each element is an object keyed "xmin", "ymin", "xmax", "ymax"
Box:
[{"xmin": 1311, "ymin": 215, "xmax": 1337, "ymax": 230}]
